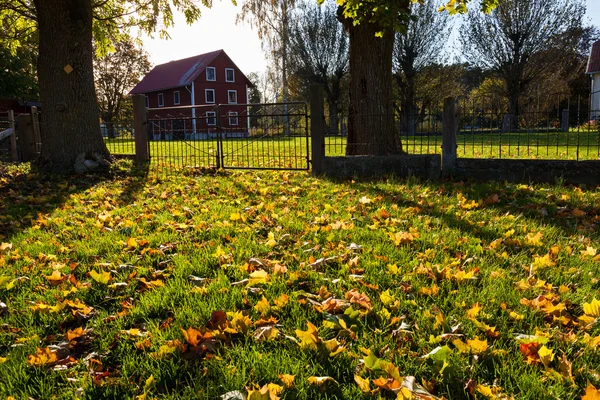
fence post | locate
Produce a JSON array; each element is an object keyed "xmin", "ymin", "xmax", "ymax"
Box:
[
  {"xmin": 17, "ymin": 114, "xmax": 37, "ymax": 162},
  {"xmin": 561, "ymin": 109, "xmax": 569, "ymax": 132},
  {"xmin": 442, "ymin": 97, "xmax": 457, "ymax": 177},
  {"xmin": 8, "ymin": 110, "xmax": 17, "ymax": 162},
  {"xmin": 132, "ymin": 95, "xmax": 149, "ymax": 165},
  {"xmin": 310, "ymin": 85, "xmax": 325, "ymax": 175}
]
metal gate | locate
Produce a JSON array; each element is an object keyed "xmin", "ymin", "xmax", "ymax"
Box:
[{"xmin": 146, "ymin": 102, "xmax": 310, "ymax": 171}]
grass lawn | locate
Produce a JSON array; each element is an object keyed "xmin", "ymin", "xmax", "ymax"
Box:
[{"xmin": 1, "ymin": 161, "xmax": 600, "ymax": 399}]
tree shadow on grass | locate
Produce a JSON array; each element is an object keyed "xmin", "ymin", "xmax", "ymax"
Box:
[
  {"xmin": 320, "ymin": 174, "xmax": 600, "ymax": 247},
  {"xmin": 0, "ymin": 162, "xmax": 149, "ymax": 242}
]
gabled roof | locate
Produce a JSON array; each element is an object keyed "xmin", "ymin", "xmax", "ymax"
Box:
[
  {"xmin": 586, "ymin": 40, "xmax": 600, "ymax": 75},
  {"xmin": 130, "ymin": 49, "xmax": 253, "ymax": 94}
]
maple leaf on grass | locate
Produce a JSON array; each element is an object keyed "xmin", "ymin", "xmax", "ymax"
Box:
[{"xmin": 27, "ymin": 347, "xmax": 58, "ymax": 367}]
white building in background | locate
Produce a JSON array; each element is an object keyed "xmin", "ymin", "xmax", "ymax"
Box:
[{"xmin": 587, "ymin": 39, "xmax": 600, "ymax": 120}]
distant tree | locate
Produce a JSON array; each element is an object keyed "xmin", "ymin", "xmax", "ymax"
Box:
[
  {"xmin": 237, "ymin": 0, "xmax": 297, "ymax": 135},
  {"xmin": 393, "ymin": 0, "xmax": 452, "ymax": 135},
  {"xmin": 289, "ymin": 0, "xmax": 348, "ymax": 135},
  {"xmin": 461, "ymin": 0, "xmax": 585, "ymax": 127},
  {"xmin": 0, "ymin": 42, "xmax": 38, "ymax": 100},
  {"xmin": 94, "ymin": 39, "xmax": 151, "ymax": 138},
  {"xmin": 246, "ymin": 72, "xmax": 263, "ymax": 128}
]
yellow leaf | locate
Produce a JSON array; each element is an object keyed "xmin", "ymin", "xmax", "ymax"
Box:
[
  {"xmin": 466, "ymin": 303, "xmax": 481, "ymax": 319},
  {"xmin": 66, "ymin": 327, "xmax": 87, "ymax": 341},
  {"xmin": 476, "ymin": 384, "xmax": 494, "ymax": 398},
  {"xmin": 278, "ymin": 373, "xmax": 295, "ymax": 388},
  {"xmin": 0, "ymin": 356, "xmax": 7, "ymax": 364},
  {"xmin": 27, "ymin": 347, "xmax": 58, "ymax": 367},
  {"xmin": 229, "ymin": 311, "xmax": 253, "ymax": 334},
  {"xmin": 247, "ymin": 383, "xmax": 281, "ymax": 400},
  {"xmin": 581, "ymin": 246, "xmax": 598, "ymax": 257},
  {"xmin": 249, "ymin": 270, "xmax": 269, "ymax": 286},
  {"xmin": 583, "ymin": 298, "xmax": 600, "ymax": 318},
  {"xmin": 359, "ymin": 196, "xmax": 372, "ymax": 204},
  {"xmin": 397, "ymin": 387, "xmax": 414, "ymax": 400},
  {"xmin": 126, "ymin": 237, "xmax": 138, "ymax": 248},
  {"xmin": 295, "ymin": 322, "xmax": 319, "ymax": 351},
  {"xmin": 380, "ymin": 290, "xmax": 395, "ymax": 306},
  {"xmin": 453, "ymin": 339, "xmax": 470, "ymax": 353},
  {"xmin": 354, "ymin": 375, "xmax": 370, "ymax": 393},
  {"xmin": 254, "ymin": 296, "xmax": 271, "ymax": 316},
  {"xmin": 467, "ymin": 338, "xmax": 488, "ymax": 354},
  {"xmin": 582, "ymin": 383, "xmax": 600, "ymax": 400},
  {"xmin": 266, "ymin": 232, "xmax": 277, "ymax": 248},
  {"xmin": 525, "ymin": 232, "xmax": 543, "ymax": 246},
  {"xmin": 273, "ymin": 294, "xmax": 289, "ymax": 308},
  {"xmin": 45, "ymin": 270, "xmax": 63, "ymax": 286},
  {"xmin": 90, "ymin": 270, "xmax": 111, "ymax": 284},
  {"xmin": 538, "ymin": 345, "xmax": 554, "ymax": 368},
  {"xmin": 0, "ymin": 243, "xmax": 12, "ymax": 254},
  {"xmin": 419, "ymin": 284, "xmax": 439, "ymax": 297}
]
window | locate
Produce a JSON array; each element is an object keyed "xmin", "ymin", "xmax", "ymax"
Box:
[
  {"xmin": 206, "ymin": 111, "xmax": 216, "ymax": 126},
  {"xmin": 228, "ymin": 90, "xmax": 237, "ymax": 104},
  {"xmin": 225, "ymin": 68, "xmax": 235, "ymax": 82},
  {"xmin": 206, "ymin": 67, "xmax": 216, "ymax": 81},
  {"xmin": 173, "ymin": 90, "xmax": 180, "ymax": 105},
  {"xmin": 205, "ymin": 89, "xmax": 215, "ymax": 104},
  {"xmin": 158, "ymin": 93, "xmax": 164, "ymax": 107},
  {"xmin": 228, "ymin": 111, "xmax": 238, "ymax": 126},
  {"xmin": 145, "ymin": 96, "xmax": 149, "ymax": 108}
]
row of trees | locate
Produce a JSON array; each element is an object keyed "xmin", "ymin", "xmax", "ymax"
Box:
[{"xmin": 0, "ymin": 0, "xmax": 594, "ymax": 171}]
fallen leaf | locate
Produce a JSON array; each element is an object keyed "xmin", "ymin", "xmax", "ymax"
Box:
[
  {"xmin": 307, "ymin": 376, "xmax": 338, "ymax": 386},
  {"xmin": 278, "ymin": 374, "xmax": 295, "ymax": 388},
  {"xmin": 89, "ymin": 270, "xmax": 111, "ymax": 285}
]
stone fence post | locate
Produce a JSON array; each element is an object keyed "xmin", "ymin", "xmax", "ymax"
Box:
[
  {"xmin": 442, "ymin": 97, "xmax": 457, "ymax": 177},
  {"xmin": 310, "ymin": 85, "xmax": 325, "ymax": 175},
  {"xmin": 8, "ymin": 110, "xmax": 17, "ymax": 162},
  {"xmin": 132, "ymin": 94, "xmax": 149, "ymax": 165}
]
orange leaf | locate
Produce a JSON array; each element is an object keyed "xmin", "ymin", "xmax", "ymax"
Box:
[{"xmin": 582, "ymin": 383, "xmax": 600, "ymax": 400}]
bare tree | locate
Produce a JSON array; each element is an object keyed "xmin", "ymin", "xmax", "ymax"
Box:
[
  {"xmin": 394, "ymin": 0, "xmax": 452, "ymax": 135},
  {"xmin": 94, "ymin": 39, "xmax": 151, "ymax": 138},
  {"xmin": 460, "ymin": 0, "xmax": 585, "ymax": 128},
  {"xmin": 289, "ymin": 0, "xmax": 348, "ymax": 134},
  {"xmin": 237, "ymin": 0, "xmax": 297, "ymax": 135}
]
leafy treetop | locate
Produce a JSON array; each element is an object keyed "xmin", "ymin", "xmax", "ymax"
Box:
[{"xmin": 323, "ymin": 0, "xmax": 500, "ymax": 35}]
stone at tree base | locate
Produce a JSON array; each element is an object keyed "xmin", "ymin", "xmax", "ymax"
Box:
[
  {"xmin": 74, "ymin": 153, "xmax": 87, "ymax": 174},
  {"xmin": 83, "ymin": 159, "xmax": 99, "ymax": 170}
]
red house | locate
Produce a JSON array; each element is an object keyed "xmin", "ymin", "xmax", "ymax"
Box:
[{"xmin": 130, "ymin": 49, "xmax": 253, "ymax": 140}]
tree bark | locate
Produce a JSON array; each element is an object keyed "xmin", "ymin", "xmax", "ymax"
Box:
[
  {"xmin": 33, "ymin": 0, "xmax": 110, "ymax": 173},
  {"xmin": 340, "ymin": 13, "xmax": 402, "ymax": 156}
]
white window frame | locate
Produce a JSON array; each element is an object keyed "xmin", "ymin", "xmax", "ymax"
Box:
[
  {"xmin": 173, "ymin": 90, "xmax": 180, "ymax": 105},
  {"xmin": 228, "ymin": 111, "xmax": 238, "ymax": 126},
  {"xmin": 206, "ymin": 111, "xmax": 216, "ymax": 126},
  {"xmin": 158, "ymin": 93, "xmax": 164, "ymax": 107},
  {"xmin": 205, "ymin": 89, "xmax": 215, "ymax": 104},
  {"xmin": 206, "ymin": 67, "xmax": 216, "ymax": 81},
  {"xmin": 225, "ymin": 68, "xmax": 235, "ymax": 82},
  {"xmin": 228, "ymin": 90, "xmax": 237, "ymax": 104}
]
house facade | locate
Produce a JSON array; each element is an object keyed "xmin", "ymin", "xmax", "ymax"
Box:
[
  {"xmin": 587, "ymin": 40, "xmax": 600, "ymax": 120},
  {"xmin": 130, "ymin": 49, "xmax": 253, "ymax": 139}
]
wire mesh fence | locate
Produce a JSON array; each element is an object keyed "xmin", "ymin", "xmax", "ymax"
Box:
[
  {"xmin": 324, "ymin": 95, "xmax": 600, "ymax": 161},
  {"xmin": 102, "ymin": 118, "xmax": 136, "ymax": 157},
  {"xmin": 145, "ymin": 102, "xmax": 309, "ymax": 173}
]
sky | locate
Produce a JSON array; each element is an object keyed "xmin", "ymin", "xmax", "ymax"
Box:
[{"xmin": 140, "ymin": 0, "xmax": 600, "ymax": 75}]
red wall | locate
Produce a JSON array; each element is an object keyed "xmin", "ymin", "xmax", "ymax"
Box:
[{"xmin": 145, "ymin": 52, "xmax": 249, "ymax": 132}]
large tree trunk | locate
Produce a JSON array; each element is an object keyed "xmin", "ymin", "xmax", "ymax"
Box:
[
  {"xmin": 340, "ymin": 14, "xmax": 402, "ymax": 156},
  {"xmin": 33, "ymin": 0, "xmax": 110, "ymax": 173}
]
